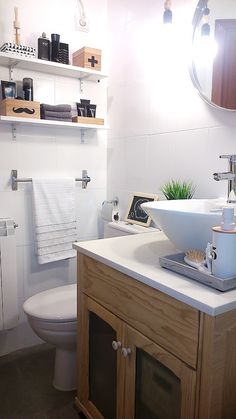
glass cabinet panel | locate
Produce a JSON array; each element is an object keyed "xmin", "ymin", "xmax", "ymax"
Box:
[
  {"xmin": 125, "ymin": 325, "xmax": 196, "ymax": 419},
  {"xmin": 78, "ymin": 296, "xmax": 125, "ymax": 419},
  {"xmin": 89, "ymin": 311, "xmax": 117, "ymax": 419},
  {"xmin": 135, "ymin": 348, "xmax": 181, "ymax": 419}
]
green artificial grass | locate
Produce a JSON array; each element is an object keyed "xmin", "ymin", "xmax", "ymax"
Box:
[{"xmin": 161, "ymin": 179, "xmax": 195, "ymax": 200}]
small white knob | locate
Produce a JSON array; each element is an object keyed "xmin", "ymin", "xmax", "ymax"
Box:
[
  {"xmin": 112, "ymin": 341, "xmax": 121, "ymax": 351},
  {"xmin": 121, "ymin": 347, "xmax": 131, "ymax": 358}
]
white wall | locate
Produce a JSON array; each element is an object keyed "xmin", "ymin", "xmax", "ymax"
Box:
[
  {"xmin": 2, "ymin": 0, "xmax": 236, "ymax": 356},
  {"xmin": 107, "ymin": 0, "xmax": 236, "ymax": 219},
  {"xmin": 0, "ymin": 0, "xmax": 107, "ymax": 355}
]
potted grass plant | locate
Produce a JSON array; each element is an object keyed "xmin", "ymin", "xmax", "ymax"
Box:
[{"xmin": 161, "ymin": 179, "xmax": 195, "ymax": 200}]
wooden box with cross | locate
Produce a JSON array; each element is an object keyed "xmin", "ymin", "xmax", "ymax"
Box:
[{"xmin": 72, "ymin": 47, "xmax": 101, "ymax": 71}]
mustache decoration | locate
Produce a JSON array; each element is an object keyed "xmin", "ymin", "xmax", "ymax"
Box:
[{"xmin": 13, "ymin": 107, "xmax": 35, "ymax": 115}]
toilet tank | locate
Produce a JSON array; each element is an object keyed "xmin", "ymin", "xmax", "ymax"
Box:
[{"xmin": 104, "ymin": 221, "xmax": 158, "ymax": 238}]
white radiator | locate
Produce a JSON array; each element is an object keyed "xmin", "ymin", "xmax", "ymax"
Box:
[{"xmin": 0, "ymin": 218, "xmax": 18, "ymax": 330}]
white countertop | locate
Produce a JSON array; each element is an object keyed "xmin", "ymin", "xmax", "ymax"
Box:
[{"xmin": 73, "ymin": 231, "xmax": 236, "ymax": 316}]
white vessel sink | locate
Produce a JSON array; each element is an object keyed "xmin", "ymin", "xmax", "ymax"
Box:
[{"xmin": 141, "ymin": 199, "xmax": 235, "ymax": 252}]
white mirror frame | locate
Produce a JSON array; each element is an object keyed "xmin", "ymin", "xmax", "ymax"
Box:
[{"xmin": 189, "ymin": 0, "xmax": 236, "ymax": 112}]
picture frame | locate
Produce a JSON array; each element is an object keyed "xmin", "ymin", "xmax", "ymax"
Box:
[{"xmin": 124, "ymin": 192, "xmax": 158, "ymax": 227}]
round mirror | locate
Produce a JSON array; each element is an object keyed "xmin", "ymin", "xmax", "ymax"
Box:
[{"xmin": 190, "ymin": 0, "xmax": 236, "ymax": 110}]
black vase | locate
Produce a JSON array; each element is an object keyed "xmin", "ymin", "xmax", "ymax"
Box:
[
  {"xmin": 23, "ymin": 78, "xmax": 33, "ymax": 101},
  {"xmin": 51, "ymin": 34, "xmax": 60, "ymax": 62}
]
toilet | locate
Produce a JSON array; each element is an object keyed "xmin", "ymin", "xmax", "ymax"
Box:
[
  {"xmin": 23, "ymin": 283, "xmax": 77, "ymax": 391},
  {"xmin": 23, "ymin": 222, "xmax": 157, "ymax": 391},
  {"xmin": 104, "ymin": 220, "xmax": 158, "ymax": 237}
]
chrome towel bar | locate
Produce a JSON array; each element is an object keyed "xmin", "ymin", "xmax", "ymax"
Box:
[{"xmin": 11, "ymin": 169, "xmax": 91, "ymax": 190}]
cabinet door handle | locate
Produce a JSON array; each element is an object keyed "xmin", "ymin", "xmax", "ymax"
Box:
[
  {"xmin": 112, "ymin": 340, "xmax": 122, "ymax": 351},
  {"xmin": 121, "ymin": 347, "xmax": 132, "ymax": 358}
]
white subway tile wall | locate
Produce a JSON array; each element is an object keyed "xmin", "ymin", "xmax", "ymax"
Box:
[
  {"xmin": 0, "ymin": 0, "xmax": 107, "ymax": 355},
  {"xmin": 107, "ymin": 0, "xmax": 236, "ymax": 215},
  {"xmin": 1, "ymin": 0, "xmax": 236, "ymax": 356}
]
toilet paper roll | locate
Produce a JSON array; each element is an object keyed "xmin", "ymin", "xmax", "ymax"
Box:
[
  {"xmin": 101, "ymin": 201, "xmax": 114, "ymax": 221},
  {"xmin": 112, "ymin": 210, "xmax": 120, "ymax": 222}
]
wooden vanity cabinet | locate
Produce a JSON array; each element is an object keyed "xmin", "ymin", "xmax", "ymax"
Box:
[
  {"xmin": 76, "ymin": 254, "xmax": 236, "ymax": 419},
  {"xmin": 76, "ymin": 254, "xmax": 198, "ymax": 419},
  {"xmin": 77, "ymin": 294, "xmax": 196, "ymax": 419}
]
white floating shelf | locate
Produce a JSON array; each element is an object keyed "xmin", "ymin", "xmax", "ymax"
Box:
[
  {"xmin": 0, "ymin": 115, "xmax": 108, "ymax": 130},
  {"xmin": 0, "ymin": 52, "xmax": 107, "ymax": 81}
]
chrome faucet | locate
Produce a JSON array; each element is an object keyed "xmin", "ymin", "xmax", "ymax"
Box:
[{"xmin": 213, "ymin": 155, "xmax": 236, "ymax": 203}]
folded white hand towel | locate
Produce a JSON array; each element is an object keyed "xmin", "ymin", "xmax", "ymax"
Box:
[
  {"xmin": 37, "ymin": 242, "xmax": 75, "ymax": 256},
  {"xmin": 37, "ymin": 233, "xmax": 77, "ymax": 248},
  {"xmin": 32, "ymin": 178, "xmax": 78, "ymax": 264},
  {"xmin": 37, "ymin": 249, "xmax": 76, "ymax": 265},
  {"xmin": 34, "ymin": 222, "xmax": 76, "ymax": 235}
]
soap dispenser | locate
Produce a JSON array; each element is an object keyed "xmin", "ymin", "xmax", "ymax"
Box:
[
  {"xmin": 38, "ymin": 32, "xmax": 50, "ymax": 61},
  {"xmin": 212, "ymin": 207, "xmax": 236, "ymax": 278}
]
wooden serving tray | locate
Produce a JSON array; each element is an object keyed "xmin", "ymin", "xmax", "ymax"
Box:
[
  {"xmin": 159, "ymin": 253, "xmax": 236, "ymax": 292},
  {"xmin": 72, "ymin": 116, "xmax": 104, "ymax": 125}
]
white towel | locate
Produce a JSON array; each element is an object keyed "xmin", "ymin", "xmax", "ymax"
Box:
[{"xmin": 32, "ymin": 178, "xmax": 77, "ymax": 264}]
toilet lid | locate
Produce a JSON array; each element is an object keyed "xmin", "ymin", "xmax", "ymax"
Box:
[{"xmin": 23, "ymin": 284, "xmax": 77, "ymax": 322}]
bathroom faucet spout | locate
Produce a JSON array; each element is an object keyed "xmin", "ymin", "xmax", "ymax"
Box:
[{"xmin": 213, "ymin": 172, "xmax": 235, "ymax": 181}]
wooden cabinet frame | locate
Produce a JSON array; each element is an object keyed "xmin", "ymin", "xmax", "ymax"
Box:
[
  {"xmin": 77, "ymin": 294, "xmax": 196, "ymax": 419},
  {"xmin": 78, "ymin": 254, "xmax": 200, "ymax": 368},
  {"xmin": 76, "ymin": 253, "xmax": 236, "ymax": 419}
]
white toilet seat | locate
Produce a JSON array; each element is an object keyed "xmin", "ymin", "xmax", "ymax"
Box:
[{"xmin": 23, "ymin": 283, "xmax": 77, "ymax": 322}]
